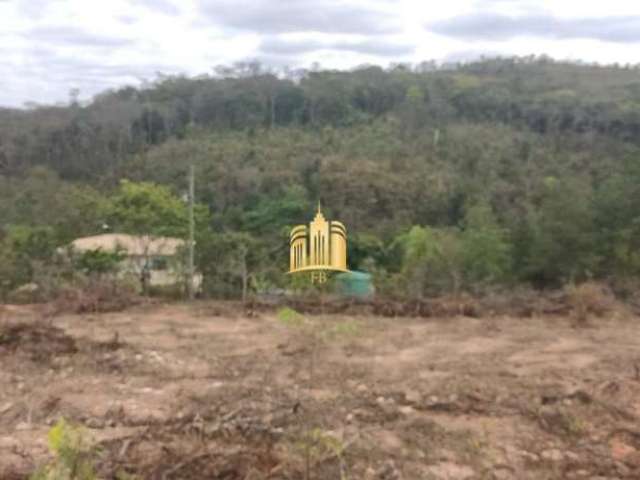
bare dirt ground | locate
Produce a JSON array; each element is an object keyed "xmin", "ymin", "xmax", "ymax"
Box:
[{"xmin": 1, "ymin": 302, "xmax": 640, "ymax": 479}]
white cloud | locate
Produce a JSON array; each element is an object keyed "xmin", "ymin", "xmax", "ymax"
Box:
[{"xmin": 1, "ymin": 0, "xmax": 640, "ymax": 107}]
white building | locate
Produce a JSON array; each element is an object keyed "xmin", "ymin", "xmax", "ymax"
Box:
[{"xmin": 69, "ymin": 233, "xmax": 201, "ymax": 289}]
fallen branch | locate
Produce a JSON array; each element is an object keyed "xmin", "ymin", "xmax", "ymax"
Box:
[{"xmin": 161, "ymin": 451, "xmax": 214, "ymax": 480}]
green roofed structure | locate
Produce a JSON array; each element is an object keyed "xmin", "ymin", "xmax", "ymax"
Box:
[{"xmin": 334, "ymin": 271, "xmax": 374, "ymax": 298}]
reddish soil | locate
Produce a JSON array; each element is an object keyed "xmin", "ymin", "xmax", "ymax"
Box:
[{"xmin": 1, "ymin": 302, "xmax": 640, "ymax": 479}]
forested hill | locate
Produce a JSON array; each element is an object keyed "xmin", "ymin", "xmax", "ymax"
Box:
[
  {"xmin": 4, "ymin": 57, "xmax": 640, "ymax": 179},
  {"xmin": 2, "ymin": 57, "xmax": 640, "ymax": 296}
]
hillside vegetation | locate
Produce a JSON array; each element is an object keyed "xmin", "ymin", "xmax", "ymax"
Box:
[{"xmin": 2, "ymin": 57, "xmax": 640, "ymax": 298}]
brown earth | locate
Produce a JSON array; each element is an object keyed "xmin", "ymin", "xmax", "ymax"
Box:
[{"xmin": 1, "ymin": 302, "xmax": 640, "ymax": 479}]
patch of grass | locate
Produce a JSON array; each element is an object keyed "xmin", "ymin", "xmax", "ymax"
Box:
[
  {"xmin": 277, "ymin": 307, "xmax": 306, "ymax": 328},
  {"xmin": 294, "ymin": 428, "xmax": 349, "ymax": 480},
  {"xmin": 563, "ymin": 413, "xmax": 587, "ymax": 437},
  {"xmin": 536, "ymin": 407, "xmax": 587, "ymax": 438},
  {"xmin": 323, "ymin": 319, "xmax": 361, "ymax": 341},
  {"xmin": 115, "ymin": 472, "xmax": 139, "ymax": 480}
]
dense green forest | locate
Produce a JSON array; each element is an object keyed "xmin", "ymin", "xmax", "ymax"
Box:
[{"xmin": 2, "ymin": 56, "xmax": 640, "ymax": 298}]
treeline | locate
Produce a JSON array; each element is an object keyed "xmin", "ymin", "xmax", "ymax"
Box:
[
  {"xmin": 3, "ymin": 56, "xmax": 640, "ymax": 180},
  {"xmin": 1, "ymin": 57, "xmax": 640, "ymax": 299}
]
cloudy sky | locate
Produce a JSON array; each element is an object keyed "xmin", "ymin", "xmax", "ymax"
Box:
[{"xmin": 1, "ymin": 0, "xmax": 640, "ymax": 107}]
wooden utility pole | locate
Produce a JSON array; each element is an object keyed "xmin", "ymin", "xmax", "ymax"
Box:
[{"xmin": 187, "ymin": 165, "xmax": 195, "ymax": 300}]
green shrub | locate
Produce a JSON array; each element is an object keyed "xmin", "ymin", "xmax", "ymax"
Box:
[
  {"xmin": 73, "ymin": 248, "xmax": 124, "ymax": 276},
  {"xmin": 277, "ymin": 307, "xmax": 306, "ymax": 328},
  {"xmin": 30, "ymin": 418, "xmax": 97, "ymax": 480}
]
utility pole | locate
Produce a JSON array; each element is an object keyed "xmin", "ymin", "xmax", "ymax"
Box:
[{"xmin": 187, "ymin": 165, "xmax": 195, "ymax": 300}]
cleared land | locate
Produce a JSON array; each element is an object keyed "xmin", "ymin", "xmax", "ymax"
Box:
[{"xmin": 1, "ymin": 302, "xmax": 640, "ymax": 479}]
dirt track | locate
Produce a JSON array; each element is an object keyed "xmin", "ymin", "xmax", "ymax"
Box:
[{"xmin": 1, "ymin": 302, "xmax": 640, "ymax": 479}]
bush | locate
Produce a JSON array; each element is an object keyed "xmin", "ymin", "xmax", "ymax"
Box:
[
  {"xmin": 73, "ymin": 248, "xmax": 124, "ymax": 275},
  {"xmin": 6, "ymin": 283, "xmax": 41, "ymax": 304},
  {"xmin": 0, "ymin": 226, "xmax": 61, "ymax": 300},
  {"xmin": 30, "ymin": 418, "xmax": 97, "ymax": 480},
  {"xmin": 565, "ymin": 281, "xmax": 616, "ymax": 323},
  {"xmin": 395, "ymin": 203, "xmax": 512, "ymax": 297}
]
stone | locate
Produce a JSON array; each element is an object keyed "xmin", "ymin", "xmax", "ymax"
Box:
[
  {"xmin": 615, "ymin": 462, "xmax": 631, "ymax": 476},
  {"xmin": 424, "ymin": 462, "xmax": 474, "ymax": 479},
  {"xmin": 437, "ymin": 449, "xmax": 457, "ymax": 462},
  {"xmin": 398, "ymin": 405, "xmax": 415, "ymax": 416},
  {"xmin": 565, "ymin": 451, "xmax": 580, "ymax": 462},
  {"xmin": 377, "ymin": 459, "xmax": 402, "ymax": 479},
  {"xmin": 85, "ymin": 417, "xmax": 105, "ymax": 429},
  {"xmin": 404, "ymin": 389, "xmax": 422, "ymax": 404},
  {"xmin": 15, "ymin": 422, "xmax": 30, "ymax": 431},
  {"xmin": 541, "ymin": 449, "xmax": 564, "ymax": 462},
  {"xmin": 610, "ymin": 438, "xmax": 636, "ymax": 461}
]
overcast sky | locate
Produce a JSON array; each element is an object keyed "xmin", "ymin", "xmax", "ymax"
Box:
[{"xmin": 2, "ymin": 0, "xmax": 640, "ymax": 107}]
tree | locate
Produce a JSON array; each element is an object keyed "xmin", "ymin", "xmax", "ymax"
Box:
[
  {"xmin": 397, "ymin": 225, "xmax": 463, "ymax": 296},
  {"xmin": 196, "ymin": 231, "xmax": 266, "ymax": 300},
  {"xmin": 0, "ymin": 166, "xmax": 106, "ymax": 242},
  {"xmin": 593, "ymin": 160, "xmax": 640, "ymax": 277},
  {"xmin": 104, "ymin": 180, "xmax": 191, "ymax": 237},
  {"xmin": 399, "ymin": 85, "xmax": 428, "ymax": 133},
  {"xmin": 460, "ymin": 202, "xmax": 512, "ymax": 286},
  {"xmin": 103, "ymin": 180, "xmax": 209, "ymax": 292},
  {"xmin": 395, "ymin": 205, "xmax": 512, "ymax": 297},
  {"xmin": 524, "ymin": 178, "xmax": 597, "ymax": 285},
  {"xmin": 0, "ymin": 225, "xmax": 59, "ymax": 297}
]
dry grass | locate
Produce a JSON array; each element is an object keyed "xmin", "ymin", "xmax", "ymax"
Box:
[{"xmin": 565, "ymin": 281, "xmax": 617, "ymax": 325}]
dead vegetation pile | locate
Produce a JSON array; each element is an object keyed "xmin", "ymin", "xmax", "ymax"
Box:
[
  {"xmin": 51, "ymin": 279, "xmax": 141, "ymax": 314},
  {"xmin": 0, "ymin": 321, "xmax": 77, "ymax": 362},
  {"xmin": 249, "ymin": 281, "xmax": 625, "ymax": 321},
  {"xmin": 95, "ymin": 396, "xmax": 292, "ymax": 479}
]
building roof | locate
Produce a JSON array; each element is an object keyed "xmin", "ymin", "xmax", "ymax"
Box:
[{"xmin": 70, "ymin": 233, "xmax": 185, "ymax": 256}]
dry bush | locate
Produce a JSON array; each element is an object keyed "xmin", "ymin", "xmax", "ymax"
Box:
[
  {"xmin": 427, "ymin": 293, "xmax": 482, "ymax": 317},
  {"xmin": 51, "ymin": 277, "xmax": 140, "ymax": 315},
  {"xmin": 609, "ymin": 276, "xmax": 640, "ymax": 313},
  {"xmin": 481, "ymin": 286, "xmax": 567, "ymax": 318},
  {"xmin": 564, "ymin": 281, "xmax": 617, "ymax": 324},
  {"xmin": 246, "ymin": 283, "xmax": 630, "ymax": 321},
  {"xmin": 5, "ymin": 283, "xmax": 41, "ymax": 304}
]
